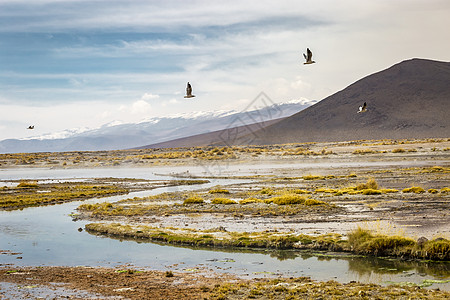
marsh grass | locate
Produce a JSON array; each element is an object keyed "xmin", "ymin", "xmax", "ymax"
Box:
[
  {"xmin": 402, "ymin": 186, "xmax": 426, "ymax": 193},
  {"xmin": 17, "ymin": 181, "xmax": 39, "ymax": 188},
  {"xmin": 356, "ymin": 178, "xmax": 379, "ymax": 190},
  {"xmin": 361, "ymin": 188, "xmax": 382, "ymax": 195},
  {"xmin": 287, "ymin": 189, "xmax": 312, "ymax": 194},
  {"xmin": 302, "ymin": 175, "xmax": 325, "ymax": 180},
  {"xmin": 1, "ymin": 138, "xmax": 446, "ymax": 168},
  {"xmin": 282, "ymin": 147, "xmax": 333, "ymax": 156},
  {"xmin": 259, "ymin": 187, "xmax": 275, "ymax": 195},
  {"xmin": 209, "ymin": 277, "xmax": 450, "ymax": 300},
  {"xmin": 263, "ymin": 194, "xmax": 328, "ymax": 206},
  {"xmin": 1, "ymin": 183, "xmax": 128, "ymax": 210},
  {"xmin": 347, "ymin": 227, "xmax": 450, "ymax": 260},
  {"xmin": 208, "ymin": 188, "xmax": 230, "ymax": 194},
  {"xmin": 79, "ymin": 193, "xmax": 335, "ymax": 217},
  {"xmin": 239, "ymin": 197, "xmax": 264, "ymax": 205},
  {"xmin": 419, "ymin": 166, "xmax": 450, "ymax": 173},
  {"xmin": 211, "ymin": 198, "xmax": 236, "ymax": 205},
  {"xmin": 441, "ymin": 187, "xmax": 450, "ymax": 193},
  {"xmin": 85, "ymin": 222, "xmax": 449, "ymax": 260},
  {"xmin": 302, "ymin": 175, "xmax": 335, "ymax": 180},
  {"xmin": 264, "ymin": 194, "xmax": 307, "ymax": 205},
  {"xmin": 353, "ymin": 149, "xmax": 380, "ymax": 155},
  {"xmin": 85, "ymin": 222, "xmax": 343, "ymax": 250},
  {"xmin": 314, "ymin": 178, "xmax": 398, "ymax": 196},
  {"xmin": 183, "ymin": 196, "xmax": 204, "ymax": 204}
]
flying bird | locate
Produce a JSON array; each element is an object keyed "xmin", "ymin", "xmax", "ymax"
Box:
[
  {"xmin": 357, "ymin": 102, "xmax": 367, "ymax": 113},
  {"xmin": 303, "ymin": 48, "xmax": 315, "ymax": 64},
  {"xmin": 184, "ymin": 82, "xmax": 195, "ymax": 98},
  {"xmin": 27, "ymin": 125, "xmax": 34, "ymax": 129}
]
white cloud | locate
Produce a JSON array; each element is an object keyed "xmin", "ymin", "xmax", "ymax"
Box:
[
  {"xmin": 290, "ymin": 76, "xmax": 311, "ymax": 92},
  {"xmin": 161, "ymin": 98, "xmax": 179, "ymax": 107},
  {"xmin": 141, "ymin": 93, "xmax": 159, "ymax": 101},
  {"xmin": 130, "ymin": 99, "xmax": 152, "ymax": 115},
  {"xmin": 1, "ymin": 0, "xmax": 450, "ymax": 143},
  {"xmin": 68, "ymin": 77, "xmax": 87, "ymax": 86}
]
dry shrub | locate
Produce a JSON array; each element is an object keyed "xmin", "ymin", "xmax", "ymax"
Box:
[{"xmin": 357, "ymin": 178, "xmax": 379, "ymax": 190}]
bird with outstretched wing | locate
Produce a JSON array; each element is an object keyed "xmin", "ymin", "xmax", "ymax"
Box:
[
  {"xmin": 357, "ymin": 102, "xmax": 367, "ymax": 113},
  {"xmin": 184, "ymin": 82, "xmax": 195, "ymax": 98},
  {"xmin": 303, "ymin": 48, "xmax": 315, "ymax": 64}
]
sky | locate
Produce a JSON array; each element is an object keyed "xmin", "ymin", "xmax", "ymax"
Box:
[{"xmin": 1, "ymin": 0, "xmax": 449, "ymax": 141}]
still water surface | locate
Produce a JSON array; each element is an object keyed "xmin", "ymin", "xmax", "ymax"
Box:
[{"xmin": 1, "ymin": 166, "xmax": 449, "ymax": 290}]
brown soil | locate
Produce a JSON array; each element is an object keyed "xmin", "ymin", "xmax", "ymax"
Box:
[
  {"xmin": 0, "ymin": 266, "xmax": 218, "ymax": 299},
  {"xmin": 1, "ymin": 266, "xmax": 449, "ymax": 299}
]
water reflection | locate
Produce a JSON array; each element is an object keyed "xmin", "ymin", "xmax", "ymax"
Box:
[
  {"xmin": 1, "ymin": 166, "xmax": 449, "ymax": 291},
  {"xmin": 86, "ymin": 230, "xmax": 450, "ymax": 289}
]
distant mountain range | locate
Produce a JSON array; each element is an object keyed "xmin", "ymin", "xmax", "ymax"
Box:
[
  {"xmin": 3, "ymin": 58, "xmax": 447, "ymax": 153},
  {"xmin": 0, "ymin": 100, "xmax": 313, "ymax": 153},
  {"xmin": 139, "ymin": 58, "xmax": 449, "ymax": 148}
]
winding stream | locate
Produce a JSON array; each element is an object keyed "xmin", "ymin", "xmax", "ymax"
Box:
[{"xmin": 1, "ymin": 165, "xmax": 449, "ymax": 290}]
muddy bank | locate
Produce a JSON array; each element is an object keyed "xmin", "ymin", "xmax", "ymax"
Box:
[{"xmin": 1, "ymin": 266, "xmax": 449, "ymax": 299}]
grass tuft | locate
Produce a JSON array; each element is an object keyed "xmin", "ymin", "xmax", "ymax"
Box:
[
  {"xmin": 211, "ymin": 198, "xmax": 237, "ymax": 205},
  {"xmin": 239, "ymin": 197, "xmax": 264, "ymax": 205},
  {"xmin": 183, "ymin": 196, "xmax": 204, "ymax": 204},
  {"xmin": 264, "ymin": 194, "xmax": 307, "ymax": 205},
  {"xmin": 402, "ymin": 186, "xmax": 425, "ymax": 193},
  {"xmin": 361, "ymin": 189, "xmax": 382, "ymax": 195},
  {"xmin": 208, "ymin": 188, "xmax": 230, "ymax": 194},
  {"xmin": 17, "ymin": 181, "xmax": 39, "ymax": 188},
  {"xmin": 302, "ymin": 175, "xmax": 325, "ymax": 180}
]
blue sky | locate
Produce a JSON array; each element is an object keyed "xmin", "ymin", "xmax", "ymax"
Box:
[{"xmin": 1, "ymin": 0, "xmax": 449, "ymax": 141}]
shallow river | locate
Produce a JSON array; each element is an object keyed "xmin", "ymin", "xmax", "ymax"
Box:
[{"xmin": 1, "ymin": 165, "xmax": 449, "ymax": 290}]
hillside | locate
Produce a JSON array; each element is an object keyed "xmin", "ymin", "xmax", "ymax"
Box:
[
  {"xmin": 0, "ymin": 101, "xmax": 310, "ymax": 153},
  {"xmin": 136, "ymin": 118, "xmax": 282, "ymax": 149},
  {"xmin": 231, "ymin": 58, "xmax": 450, "ymax": 145}
]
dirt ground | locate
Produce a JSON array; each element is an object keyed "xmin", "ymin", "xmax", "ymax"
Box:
[{"xmin": 1, "ymin": 266, "xmax": 450, "ymax": 299}]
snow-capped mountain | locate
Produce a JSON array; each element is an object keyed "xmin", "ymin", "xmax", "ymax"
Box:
[{"xmin": 0, "ymin": 100, "xmax": 315, "ymax": 153}]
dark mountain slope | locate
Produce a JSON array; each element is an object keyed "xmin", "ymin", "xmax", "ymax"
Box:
[{"xmin": 234, "ymin": 58, "xmax": 450, "ymax": 145}]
